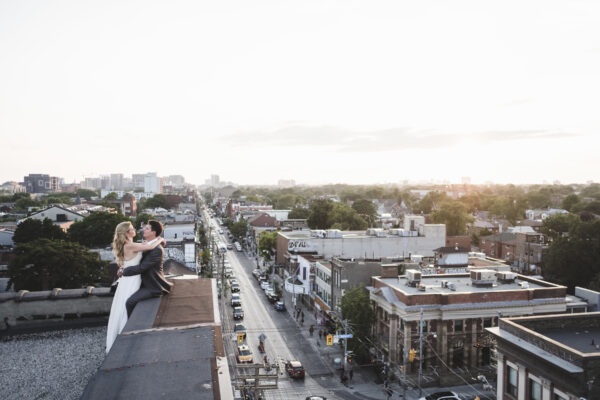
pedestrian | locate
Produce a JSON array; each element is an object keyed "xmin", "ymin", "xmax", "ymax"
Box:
[
  {"xmin": 301, "ymin": 315, "xmax": 304, "ymax": 325},
  {"xmin": 349, "ymin": 368, "xmax": 353, "ymax": 381},
  {"xmin": 309, "ymin": 325, "xmax": 314, "ymax": 336},
  {"xmin": 301, "ymin": 310, "xmax": 304, "ymax": 320},
  {"xmin": 318, "ymin": 330, "xmax": 323, "ymax": 340}
]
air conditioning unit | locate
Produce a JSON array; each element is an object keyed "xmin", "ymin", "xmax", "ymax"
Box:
[
  {"xmin": 470, "ymin": 269, "xmax": 496, "ymax": 286},
  {"xmin": 519, "ymin": 282, "xmax": 530, "ymax": 289},
  {"xmin": 497, "ymin": 272, "xmax": 517, "ymax": 283},
  {"xmin": 441, "ymin": 280, "xmax": 449, "ymax": 288},
  {"xmin": 406, "ymin": 269, "xmax": 422, "ymax": 287},
  {"xmin": 447, "ymin": 282, "xmax": 457, "ymax": 291}
]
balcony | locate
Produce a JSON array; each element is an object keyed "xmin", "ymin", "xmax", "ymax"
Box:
[{"xmin": 284, "ymin": 276, "xmax": 308, "ymax": 295}]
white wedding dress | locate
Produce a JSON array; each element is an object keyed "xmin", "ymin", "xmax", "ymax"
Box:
[{"xmin": 106, "ymin": 252, "xmax": 142, "ymax": 353}]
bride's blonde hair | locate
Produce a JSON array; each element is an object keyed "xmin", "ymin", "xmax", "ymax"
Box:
[{"xmin": 112, "ymin": 221, "xmax": 133, "ymax": 266}]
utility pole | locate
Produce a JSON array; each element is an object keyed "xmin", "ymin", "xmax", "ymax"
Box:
[
  {"xmin": 418, "ymin": 308, "xmax": 424, "ymax": 398},
  {"xmin": 402, "ymin": 346, "xmax": 408, "ymax": 399}
]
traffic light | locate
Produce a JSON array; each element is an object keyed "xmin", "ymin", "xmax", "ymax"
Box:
[
  {"xmin": 409, "ymin": 349, "xmax": 416, "ymax": 362},
  {"xmin": 237, "ymin": 333, "xmax": 244, "ymax": 345},
  {"xmin": 326, "ymin": 334, "xmax": 333, "ymax": 346}
]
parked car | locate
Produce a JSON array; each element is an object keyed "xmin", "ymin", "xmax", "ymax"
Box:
[
  {"xmin": 274, "ymin": 301, "xmax": 286, "ymax": 311},
  {"xmin": 266, "ymin": 291, "xmax": 279, "ymax": 303},
  {"xmin": 237, "ymin": 344, "xmax": 253, "ymax": 363},
  {"xmin": 252, "ymin": 269, "xmax": 262, "ymax": 279},
  {"xmin": 233, "ymin": 307, "xmax": 244, "ymax": 320},
  {"xmin": 224, "ymin": 267, "xmax": 233, "ymax": 277},
  {"xmin": 231, "ymin": 294, "xmax": 241, "ymax": 307},
  {"xmin": 419, "ymin": 391, "xmax": 461, "ymax": 400},
  {"xmin": 227, "ymin": 243, "xmax": 233, "ymax": 250},
  {"xmin": 306, "ymin": 397, "xmax": 327, "ymax": 400},
  {"xmin": 260, "ymin": 281, "xmax": 270, "ymax": 290},
  {"xmin": 285, "ymin": 360, "xmax": 305, "ymax": 379},
  {"xmin": 234, "ymin": 242, "xmax": 242, "ymax": 251},
  {"xmin": 231, "ymin": 283, "xmax": 240, "ymax": 293}
]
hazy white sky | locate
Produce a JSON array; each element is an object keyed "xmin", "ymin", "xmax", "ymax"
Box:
[{"xmin": 1, "ymin": 0, "xmax": 599, "ymax": 186}]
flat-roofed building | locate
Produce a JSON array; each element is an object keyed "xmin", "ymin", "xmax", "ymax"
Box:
[
  {"xmin": 369, "ymin": 271, "xmax": 569, "ymax": 378},
  {"xmin": 276, "ymin": 215, "xmax": 445, "ymax": 269},
  {"xmin": 487, "ymin": 312, "xmax": 600, "ymax": 400}
]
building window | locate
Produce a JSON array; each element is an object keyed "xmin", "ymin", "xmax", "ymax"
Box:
[
  {"xmin": 454, "ymin": 320, "xmax": 463, "ymax": 332},
  {"xmin": 483, "ymin": 318, "xmax": 492, "ymax": 328},
  {"xmin": 529, "ymin": 378, "xmax": 541, "ymax": 400},
  {"xmin": 507, "ymin": 365, "xmax": 518, "ymax": 397}
]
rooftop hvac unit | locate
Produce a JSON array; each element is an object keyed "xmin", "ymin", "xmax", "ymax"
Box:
[
  {"xmin": 447, "ymin": 282, "xmax": 457, "ymax": 291},
  {"xmin": 441, "ymin": 280, "xmax": 448, "ymax": 288},
  {"xmin": 470, "ymin": 269, "xmax": 496, "ymax": 286},
  {"xmin": 417, "ymin": 284, "xmax": 426, "ymax": 291},
  {"xmin": 326, "ymin": 229, "xmax": 342, "ymax": 238},
  {"xmin": 497, "ymin": 272, "xmax": 517, "ymax": 283},
  {"xmin": 406, "ymin": 269, "xmax": 422, "ymax": 287},
  {"xmin": 519, "ymin": 282, "xmax": 530, "ymax": 289}
]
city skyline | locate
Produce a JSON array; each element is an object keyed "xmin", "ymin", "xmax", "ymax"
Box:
[{"xmin": 1, "ymin": 1, "xmax": 599, "ymax": 186}]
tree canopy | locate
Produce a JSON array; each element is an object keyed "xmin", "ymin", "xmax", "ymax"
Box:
[
  {"xmin": 13, "ymin": 218, "xmax": 67, "ymax": 244},
  {"xmin": 230, "ymin": 219, "xmax": 248, "ymax": 239},
  {"xmin": 341, "ymin": 286, "xmax": 374, "ymax": 362},
  {"xmin": 258, "ymin": 231, "xmax": 278, "ymax": 261},
  {"xmin": 431, "ymin": 201, "xmax": 474, "ymax": 236},
  {"xmin": 542, "ymin": 214, "xmax": 600, "ymax": 292},
  {"xmin": 351, "ymin": 199, "xmax": 378, "ymax": 227},
  {"xmin": 288, "ymin": 207, "xmax": 310, "ymax": 219},
  {"xmin": 75, "ymin": 189, "xmax": 98, "ymax": 200},
  {"xmin": 8, "ymin": 239, "xmax": 108, "ymax": 291},
  {"xmin": 68, "ymin": 212, "xmax": 132, "ymax": 248}
]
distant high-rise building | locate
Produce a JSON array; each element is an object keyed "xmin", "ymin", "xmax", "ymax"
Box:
[
  {"xmin": 110, "ymin": 173, "xmax": 124, "ymax": 190},
  {"xmin": 132, "ymin": 174, "xmax": 145, "ymax": 190},
  {"xmin": 23, "ymin": 174, "xmax": 56, "ymax": 193},
  {"xmin": 82, "ymin": 177, "xmax": 102, "ymax": 189},
  {"xmin": 144, "ymin": 173, "xmax": 162, "ymax": 194},
  {"xmin": 165, "ymin": 175, "xmax": 185, "ymax": 188},
  {"xmin": 101, "ymin": 175, "xmax": 111, "ymax": 190},
  {"xmin": 211, "ymin": 174, "xmax": 220, "ymax": 187},
  {"xmin": 278, "ymin": 179, "xmax": 295, "ymax": 188}
]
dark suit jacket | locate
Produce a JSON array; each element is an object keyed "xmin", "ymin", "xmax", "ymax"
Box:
[{"xmin": 122, "ymin": 246, "xmax": 172, "ymax": 295}]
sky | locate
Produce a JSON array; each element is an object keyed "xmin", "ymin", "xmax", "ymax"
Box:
[{"xmin": 1, "ymin": 0, "xmax": 599, "ymax": 186}]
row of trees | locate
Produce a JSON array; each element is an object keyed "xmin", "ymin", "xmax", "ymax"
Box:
[{"xmin": 7, "ymin": 212, "xmax": 143, "ymax": 291}]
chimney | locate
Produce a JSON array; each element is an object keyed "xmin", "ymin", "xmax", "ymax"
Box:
[{"xmin": 380, "ymin": 264, "xmax": 398, "ymax": 278}]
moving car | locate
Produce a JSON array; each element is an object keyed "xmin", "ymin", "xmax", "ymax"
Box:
[
  {"xmin": 274, "ymin": 301, "xmax": 286, "ymax": 311},
  {"xmin": 236, "ymin": 344, "xmax": 253, "ymax": 363},
  {"xmin": 227, "ymin": 243, "xmax": 233, "ymax": 250},
  {"xmin": 233, "ymin": 307, "xmax": 244, "ymax": 320},
  {"xmin": 266, "ymin": 290, "xmax": 279, "ymax": 303},
  {"xmin": 419, "ymin": 391, "xmax": 461, "ymax": 400},
  {"xmin": 231, "ymin": 294, "xmax": 241, "ymax": 307},
  {"xmin": 285, "ymin": 360, "xmax": 305, "ymax": 379},
  {"xmin": 234, "ymin": 323, "xmax": 247, "ymax": 339}
]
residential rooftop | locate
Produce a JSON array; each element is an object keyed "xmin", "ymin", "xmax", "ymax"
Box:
[{"xmin": 376, "ymin": 273, "xmax": 560, "ymax": 296}]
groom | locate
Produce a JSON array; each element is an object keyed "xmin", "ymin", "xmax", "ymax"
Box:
[{"xmin": 120, "ymin": 220, "xmax": 172, "ymax": 317}]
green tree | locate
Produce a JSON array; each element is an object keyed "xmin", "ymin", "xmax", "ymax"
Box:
[
  {"xmin": 307, "ymin": 199, "xmax": 333, "ymax": 229},
  {"xmin": 68, "ymin": 212, "xmax": 132, "ymax": 248},
  {"xmin": 341, "ymin": 286, "xmax": 374, "ymax": 362},
  {"xmin": 13, "ymin": 218, "xmax": 67, "ymax": 244},
  {"xmin": 144, "ymin": 194, "xmax": 168, "ymax": 209},
  {"xmin": 104, "ymin": 192, "xmax": 119, "ymax": 200},
  {"xmin": 542, "ymin": 214, "xmax": 600, "ymax": 292},
  {"xmin": 8, "ymin": 239, "xmax": 108, "ymax": 291},
  {"xmin": 431, "ymin": 201, "xmax": 474, "ymax": 236},
  {"xmin": 134, "ymin": 213, "xmax": 153, "ymax": 229},
  {"xmin": 352, "ymin": 199, "xmax": 378, "ymax": 227},
  {"xmin": 230, "ymin": 219, "xmax": 248, "ymax": 239},
  {"xmin": 413, "ymin": 191, "xmax": 447, "ymax": 214},
  {"xmin": 562, "ymin": 194, "xmax": 580, "ymax": 212},
  {"xmin": 75, "ymin": 189, "xmax": 98, "ymax": 200},
  {"xmin": 258, "ymin": 231, "xmax": 278, "ymax": 261},
  {"xmin": 15, "ymin": 197, "xmax": 42, "ymax": 211},
  {"xmin": 328, "ymin": 202, "xmax": 368, "ymax": 230},
  {"xmin": 288, "ymin": 207, "xmax": 310, "ymax": 219}
]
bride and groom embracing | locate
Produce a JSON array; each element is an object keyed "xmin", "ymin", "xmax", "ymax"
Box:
[{"xmin": 106, "ymin": 220, "xmax": 172, "ymax": 353}]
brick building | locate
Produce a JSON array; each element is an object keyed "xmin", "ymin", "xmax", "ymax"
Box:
[{"xmin": 369, "ymin": 271, "xmax": 568, "ymax": 379}]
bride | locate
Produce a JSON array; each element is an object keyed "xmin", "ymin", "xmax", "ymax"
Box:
[{"xmin": 106, "ymin": 221, "xmax": 166, "ymax": 353}]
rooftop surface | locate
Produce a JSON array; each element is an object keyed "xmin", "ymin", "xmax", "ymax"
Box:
[
  {"xmin": 81, "ymin": 276, "xmax": 225, "ymax": 400},
  {"xmin": 280, "ymin": 229, "xmax": 443, "ymax": 239},
  {"xmin": 536, "ymin": 327, "xmax": 600, "ymax": 354},
  {"xmin": 379, "ymin": 274, "xmax": 553, "ymax": 295}
]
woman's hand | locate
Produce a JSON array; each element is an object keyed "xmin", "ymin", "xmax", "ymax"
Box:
[{"xmin": 161, "ymin": 238, "xmax": 167, "ymax": 246}]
